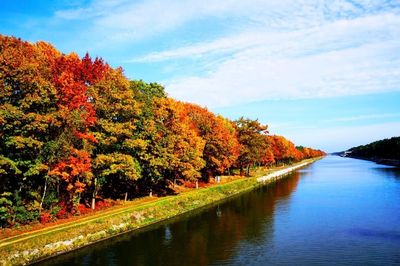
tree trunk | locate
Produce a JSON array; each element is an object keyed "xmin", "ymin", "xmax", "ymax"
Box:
[
  {"xmin": 195, "ymin": 180, "xmax": 199, "ymax": 189},
  {"xmin": 246, "ymin": 165, "xmax": 250, "ymax": 176},
  {"xmin": 124, "ymin": 191, "xmax": 128, "ymax": 202},
  {"xmin": 91, "ymin": 178, "xmax": 97, "ymax": 210},
  {"xmin": 91, "ymin": 196, "xmax": 96, "ymax": 210},
  {"xmin": 77, "ymin": 177, "xmax": 81, "ymax": 207},
  {"xmin": 39, "ymin": 177, "xmax": 48, "ymax": 214}
]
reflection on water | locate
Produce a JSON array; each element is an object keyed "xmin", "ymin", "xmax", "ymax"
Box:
[
  {"xmin": 40, "ymin": 173, "xmax": 300, "ymax": 266},
  {"xmin": 349, "ymin": 228, "xmax": 400, "ymax": 241},
  {"xmin": 373, "ymin": 166, "xmax": 400, "ymax": 180},
  {"xmin": 40, "ymin": 157, "xmax": 400, "ymax": 266}
]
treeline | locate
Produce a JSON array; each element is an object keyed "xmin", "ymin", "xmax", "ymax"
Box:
[
  {"xmin": 348, "ymin": 137, "xmax": 400, "ymax": 161},
  {"xmin": 0, "ymin": 35, "xmax": 324, "ymax": 227}
]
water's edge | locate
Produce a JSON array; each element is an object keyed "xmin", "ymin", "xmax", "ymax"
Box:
[{"xmin": 345, "ymin": 155, "xmax": 400, "ymax": 167}]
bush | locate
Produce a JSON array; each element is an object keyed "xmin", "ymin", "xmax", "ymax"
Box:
[
  {"xmin": 95, "ymin": 200, "xmax": 112, "ymax": 210},
  {"xmin": 0, "ymin": 192, "xmax": 13, "ymax": 227},
  {"xmin": 78, "ymin": 204, "xmax": 91, "ymax": 215},
  {"xmin": 55, "ymin": 202, "xmax": 69, "ymax": 219},
  {"xmin": 40, "ymin": 212, "xmax": 52, "ymax": 224}
]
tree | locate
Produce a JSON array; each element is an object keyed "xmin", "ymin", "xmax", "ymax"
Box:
[
  {"xmin": 154, "ymin": 98, "xmax": 205, "ymax": 182},
  {"xmin": 0, "ymin": 36, "xmax": 60, "ymax": 217},
  {"xmin": 184, "ymin": 103, "xmax": 240, "ymax": 178},
  {"xmin": 48, "ymin": 149, "xmax": 92, "ymax": 211},
  {"xmin": 92, "ymin": 153, "xmax": 141, "ymax": 201},
  {"xmin": 48, "ymin": 52, "xmax": 109, "ymax": 211},
  {"xmin": 90, "ymin": 67, "xmax": 142, "ymax": 204},
  {"xmin": 234, "ymin": 118, "xmax": 268, "ymax": 176}
]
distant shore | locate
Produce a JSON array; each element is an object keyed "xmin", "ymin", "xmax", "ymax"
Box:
[{"xmin": 339, "ymin": 154, "xmax": 400, "ymax": 167}]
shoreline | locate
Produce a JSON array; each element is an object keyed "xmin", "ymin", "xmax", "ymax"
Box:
[
  {"xmin": 256, "ymin": 162, "xmax": 310, "ymax": 183},
  {"xmin": 343, "ymin": 155, "xmax": 400, "ymax": 167},
  {"xmin": 0, "ymin": 158, "xmax": 321, "ymax": 265}
]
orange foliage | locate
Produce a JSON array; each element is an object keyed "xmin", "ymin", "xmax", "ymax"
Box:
[
  {"xmin": 184, "ymin": 103, "xmax": 240, "ymax": 176},
  {"xmin": 49, "ymin": 149, "xmax": 92, "ymax": 209}
]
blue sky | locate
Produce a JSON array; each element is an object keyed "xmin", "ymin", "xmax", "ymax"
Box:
[{"xmin": 1, "ymin": 0, "xmax": 400, "ymax": 152}]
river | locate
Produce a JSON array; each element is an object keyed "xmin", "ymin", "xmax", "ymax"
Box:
[{"xmin": 40, "ymin": 156, "xmax": 400, "ymax": 265}]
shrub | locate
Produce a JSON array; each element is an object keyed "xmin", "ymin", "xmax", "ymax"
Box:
[
  {"xmin": 77, "ymin": 204, "xmax": 91, "ymax": 215},
  {"xmin": 40, "ymin": 212, "xmax": 52, "ymax": 224},
  {"xmin": 55, "ymin": 202, "xmax": 69, "ymax": 219}
]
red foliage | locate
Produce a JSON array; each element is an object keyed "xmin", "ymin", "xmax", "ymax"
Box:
[
  {"xmin": 55, "ymin": 202, "xmax": 69, "ymax": 219},
  {"xmin": 40, "ymin": 212, "xmax": 52, "ymax": 224},
  {"xmin": 51, "ymin": 52, "xmax": 109, "ymax": 144},
  {"xmin": 81, "ymin": 53, "xmax": 109, "ymax": 85},
  {"xmin": 56, "ymin": 209, "xmax": 68, "ymax": 219},
  {"xmin": 77, "ymin": 204, "xmax": 91, "ymax": 215},
  {"xmin": 95, "ymin": 200, "xmax": 112, "ymax": 210},
  {"xmin": 52, "ymin": 56, "xmax": 96, "ymax": 127},
  {"xmin": 74, "ymin": 131, "xmax": 98, "ymax": 143}
]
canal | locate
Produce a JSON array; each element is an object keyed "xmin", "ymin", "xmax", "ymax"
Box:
[{"xmin": 41, "ymin": 156, "xmax": 400, "ymax": 265}]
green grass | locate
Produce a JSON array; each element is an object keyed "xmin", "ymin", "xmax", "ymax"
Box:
[{"xmin": 0, "ymin": 158, "xmax": 320, "ymax": 265}]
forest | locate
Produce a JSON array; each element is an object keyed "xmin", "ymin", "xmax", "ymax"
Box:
[
  {"xmin": 0, "ymin": 35, "xmax": 325, "ymax": 227},
  {"xmin": 348, "ymin": 137, "xmax": 400, "ymax": 161}
]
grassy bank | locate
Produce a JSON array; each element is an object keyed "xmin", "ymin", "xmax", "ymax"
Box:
[{"xmin": 0, "ymin": 158, "xmax": 320, "ymax": 265}]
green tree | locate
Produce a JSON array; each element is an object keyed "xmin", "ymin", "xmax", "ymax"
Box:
[
  {"xmin": 0, "ymin": 36, "xmax": 60, "ymax": 217},
  {"xmin": 234, "ymin": 117, "xmax": 269, "ymax": 176},
  {"xmin": 90, "ymin": 68, "xmax": 142, "ymax": 204}
]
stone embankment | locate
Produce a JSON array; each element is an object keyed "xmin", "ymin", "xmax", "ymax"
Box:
[{"xmin": 257, "ymin": 162, "xmax": 310, "ymax": 183}]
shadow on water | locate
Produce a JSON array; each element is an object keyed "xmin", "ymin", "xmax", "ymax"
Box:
[
  {"xmin": 373, "ymin": 167, "xmax": 400, "ymax": 180},
  {"xmin": 38, "ymin": 173, "xmax": 301, "ymax": 266},
  {"xmin": 349, "ymin": 228, "xmax": 400, "ymax": 242}
]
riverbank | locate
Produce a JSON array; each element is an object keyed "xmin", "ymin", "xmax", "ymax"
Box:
[
  {"xmin": 0, "ymin": 158, "xmax": 320, "ymax": 265},
  {"xmin": 343, "ymin": 155, "xmax": 400, "ymax": 167}
]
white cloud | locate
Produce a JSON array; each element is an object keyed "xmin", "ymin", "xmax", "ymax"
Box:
[
  {"xmin": 56, "ymin": 0, "xmax": 306, "ymax": 42},
  {"xmin": 55, "ymin": 0, "xmax": 127, "ymax": 20},
  {"xmin": 161, "ymin": 13, "xmax": 400, "ymax": 107},
  {"xmin": 54, "ymin": 0, "xmax": 358, "ymax": 44},
  {"xmin": 166, "ymin": 39, "xmax": 400, "ymax": 107},
  {"xmin": 53, "ymin": 0, "xmax": 400, "ymax": 108}
]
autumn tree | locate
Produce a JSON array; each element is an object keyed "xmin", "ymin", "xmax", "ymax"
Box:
[
  {"xmin": 130, "ymin": 82, "xmax": 207, "ymax": 191},
  {"xmin": 152, "ymin": 98, "xmax": 205, "ymax": 184},
  {"xmin": 184, "ymin": 103, "xmax": 240, "ymax": 178},
  {"xmin": 234, "ymin": 118, "xmax": 269, "ymax": 176},
  {"xmin": 90, "ymin": 68, "xmax": 142, "ymax": 204},
  {"xmin": 46, "ymin": 51, "xmax": 111, "ymax": 211},
  {"xmin": 0, "ymin": 36, "xmax": 62, "ymax": 221},
  {"xmin": 268, "ymin": 135, "xmax": 297, "ymax": 164}
]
